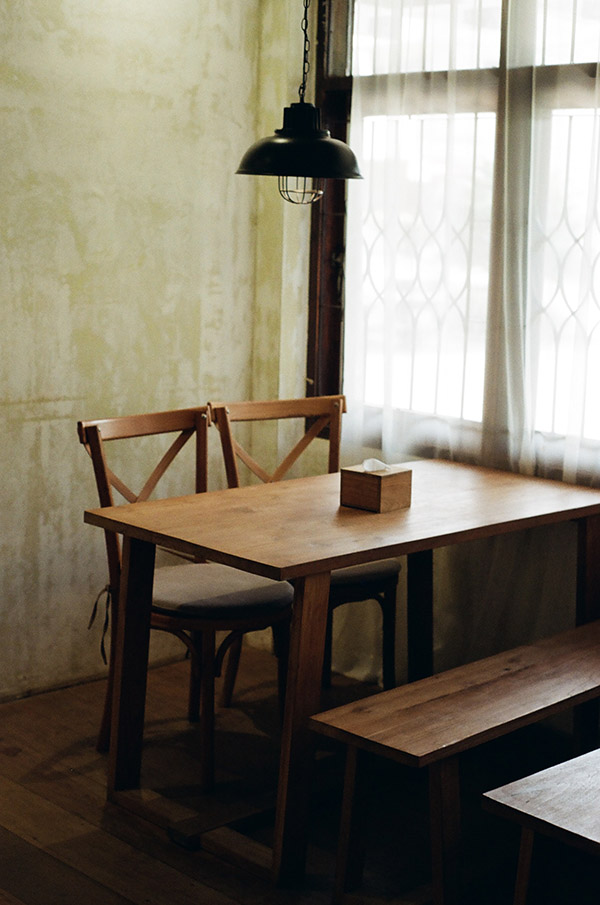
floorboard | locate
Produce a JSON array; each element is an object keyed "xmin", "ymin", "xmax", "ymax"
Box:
[{"xmin": 0, "ymin": 646, "xmax": 597, "ymax": 905}]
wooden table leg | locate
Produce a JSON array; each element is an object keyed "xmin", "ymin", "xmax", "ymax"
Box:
[
  {"xmin": 272, "ymin": 571, "xmax": 331, "ymax": 886},
  {"xmin": 107, "ymin": 536, "xmax": 155, "ymax": 795},
  {"xmin": 407, "ymin": 549, "xmax": 434, "ymax": 682},
  {"xmin": 574, "ymin": 516, "xmax": 600, "ymax": 752},
  {"xmin": 576, "ymin": 515, "xmax": 600, "ymax": 625}
]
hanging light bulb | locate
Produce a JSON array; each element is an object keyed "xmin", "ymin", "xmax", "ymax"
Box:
[
  {"xmin": 236, "ymin": 0, "xmax": 362, "ymax": 205},
  {"xmin": 278, "ymin": 175, "xmax": 324, "ymax": 205}
]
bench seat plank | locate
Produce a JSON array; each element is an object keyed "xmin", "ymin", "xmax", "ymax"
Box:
[
  {"xmin": 310, "ymin": 623, "xmax": 600, "ymax": 905},
  {"xmin": 310, "ymin": 622, "xmax": 600, "ymax": 767}
]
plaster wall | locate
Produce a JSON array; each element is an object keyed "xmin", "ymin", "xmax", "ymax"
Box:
[
  {"xmin": 0, "ymin": 0, "xmax": 311, "ymax": 699},
  {"xmin": 1, "ymin": 0, "xmax": 571, "ymax": 705}
]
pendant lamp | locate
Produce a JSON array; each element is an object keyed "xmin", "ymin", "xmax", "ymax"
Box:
[{"xmin": 236, "ymin": 0, "xmax": 362, "ymax": 205}]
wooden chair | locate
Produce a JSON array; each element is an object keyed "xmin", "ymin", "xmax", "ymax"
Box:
[
  {"xmin": 483, "ymin": 747, "xmax": 600, "ymax": 904},
  {"xmin": 209, "ymin": 395, "xmax": 401, "ymax": 689},
  {"xmin": 77, "ymin": 406, "xmax": 293, "ymax": 790},
  {"xmin": 309, "ymin": 622, "xmax": 600, "ymax": 905}
]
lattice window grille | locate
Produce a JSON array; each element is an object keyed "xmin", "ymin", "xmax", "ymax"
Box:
[{"xmin": 351, "ymin": 0, "xmax": 600, "ymax": 440}]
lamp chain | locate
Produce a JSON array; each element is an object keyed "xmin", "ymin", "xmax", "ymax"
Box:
[{"xmin": 298, "ymin": 0, "xmax": 311, "ymax": 103}]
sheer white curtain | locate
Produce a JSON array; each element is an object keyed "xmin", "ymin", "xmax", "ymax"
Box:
[
  {"xmin": 343, "ymin": 0, "xmax": 600, "ymax": 486},
  {"xmin": 336, "ymin": 0, "xmax": 600, "ymax": 677}
]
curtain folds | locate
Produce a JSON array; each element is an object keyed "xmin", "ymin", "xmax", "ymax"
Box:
[
  {"xmin": 343, "ymin": 0, "xmax": 600, "ymax": 486},
  {"xmin": 336, "ymin": 0, "xmax": 600, "ymax": 681}
]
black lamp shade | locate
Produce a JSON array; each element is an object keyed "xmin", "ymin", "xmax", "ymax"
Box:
[{"xmin": 236, "ymin": 102, "xmax": 362, "ymax": 180}]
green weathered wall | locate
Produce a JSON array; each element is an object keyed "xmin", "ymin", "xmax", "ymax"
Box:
[{"xmin": 0, "ymin": 0, "xmax": 311, "ymax": 698}]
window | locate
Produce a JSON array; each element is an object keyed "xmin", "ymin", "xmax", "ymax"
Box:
[{"xmin": 309, "ymin": 0, "xmax": 600, "ymax": 482}]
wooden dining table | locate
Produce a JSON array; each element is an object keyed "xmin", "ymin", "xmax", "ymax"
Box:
[{"xmin": 84, "ymin": 459, "xmax": 600, "ymax": 885}]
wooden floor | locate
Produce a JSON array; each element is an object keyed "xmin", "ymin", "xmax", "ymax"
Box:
[{"xmin": 0, "ymin": 645, "xmax": 597, "ymax": 905}]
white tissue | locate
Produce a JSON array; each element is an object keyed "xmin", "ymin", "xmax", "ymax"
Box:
[{"xmin": 362, "ymin": 458, "xmax": 390, "ymax": 473}]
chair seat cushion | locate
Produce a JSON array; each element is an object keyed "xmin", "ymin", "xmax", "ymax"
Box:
[
  {"xmin": 330, "ymin": 558, "xmax": 402, "ymax": 588},
  {"xmin": 151, "ymin": 561, "xmax": 293, "ymax": 619}
]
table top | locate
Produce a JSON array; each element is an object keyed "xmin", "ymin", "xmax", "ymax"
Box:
[{"xmin": 84, "ymin": 459, "xmax": 600, "ymax": 581}]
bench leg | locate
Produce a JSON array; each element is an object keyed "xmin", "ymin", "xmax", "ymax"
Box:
[
  {"xmin": 429, "ymin": 757, "xmax": 461, "ymax": 905},
  {"xmin": 573, "ymin": 699, "xmax": 600, "ymax": 755},
  {"xmin": 513, "ymin": 827, "xmax": 534, "ymax": 905},
  {"xmin": 333, "ymin": 747, "xmax": 371, "ymax": 904},
  {"xmin": 574, "ymin": 515, "xmax": 600, "ymax": 751}
]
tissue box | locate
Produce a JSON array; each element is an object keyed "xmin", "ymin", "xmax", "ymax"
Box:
[{"xmin": 340, "ymin": 464, "xmax": 412, "ymax": 513}]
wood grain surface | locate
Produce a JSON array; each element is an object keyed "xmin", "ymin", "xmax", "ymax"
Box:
[{"xmin": 84, "ymin": 460, "xmax": 600, "ymax": 580}]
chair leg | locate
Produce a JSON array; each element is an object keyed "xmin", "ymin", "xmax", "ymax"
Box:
[
  {"xmin": 321, "ymin": 607, "xmax": 335, "ymax": 688},
  {"xmin": 334, "ymin": 746, "xmax": 371, "ymax": 905},
  {"xmin": 429, "ymin": 757, "xmax": 461, "ymax": 905},
  {"xmin": 199, "ymin": 628, "xmax": 216, "ymax": 791},
  {"xmin": 220, "ymin": 632, "xmax": 243, "ymax": 708},
  {"xmin": 513, "ymin": 828, "xmax": 534, "ymax": 905},
  {"xmin": 323, "ymin": 581, "xmax": 398, "ymax": 693},
  {"xmin": 187, "ymin": 630, "xmax": 202, "ymax": 723},
  {"xmin": 96, "ymin": 592, "xmax": 120, "ymax": 753},
  {"xmin": 97, "ymin": 668, "xmax": 113, "ymax": 753},
  {"xmin": 272, "ymin": 618, "xmax": 291, "ymax": 720}
]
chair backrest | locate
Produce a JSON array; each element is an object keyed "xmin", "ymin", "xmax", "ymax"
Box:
[
  {"xmin": 210, "ymin": 395, "xmax": 346, "ymax": 488},
  {"xmin": 77, "ymin": 407, "xmax": 210, "ymax": 590}
]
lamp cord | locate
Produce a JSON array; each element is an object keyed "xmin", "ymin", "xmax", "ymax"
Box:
[{"xmin": 298, "ymin": 0, "xmax": 311, "ymax": 103}]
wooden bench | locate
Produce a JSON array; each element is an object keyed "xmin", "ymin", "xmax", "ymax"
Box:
[
  {"xmin": 309, "ymin": 621, "xmax": 600, "ymax": 905},
  {"xmin": 483, "ymin": 747, "xmax": 600, "ymax": 904}
]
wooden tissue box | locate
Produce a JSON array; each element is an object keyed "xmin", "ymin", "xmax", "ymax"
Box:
[{"xmin": 340, "ymin": 463, "xmax": 412, "ymax": 513}]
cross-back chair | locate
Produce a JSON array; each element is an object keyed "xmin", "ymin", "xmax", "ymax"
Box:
[
  {"xmin": 77, "ymin": 406, "xmax": 292, "ymax": 790},
  {"xmin": 210, "ymin": 395, "xmax": 400, "ymax": 689}
]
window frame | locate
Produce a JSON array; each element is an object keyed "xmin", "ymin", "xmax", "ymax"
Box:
[
  {"xmin": 306, "ymin": 0, "xmax": 353, "ymax": 399},
  {"xmin": 307, "ymin": 0, "xmax": 600, "ymax": 446}
]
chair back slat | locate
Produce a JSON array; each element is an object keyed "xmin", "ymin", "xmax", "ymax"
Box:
[
  {"xmin": 83, "ymin": 424, "xmax": 117, "ymax": 507},
  {"xmin": 194, "ymin": 409, "xmax": 209, "ymax": 494},
  {"xmin": 105, "ymin": 467, "xmax": 138, "ymax": 504},
  {"xmin": 78, "ymin": 407, "xmax": 211, "ymax": 582},
  {"xmin": 80, "ymin": 407, "xmax": 203, "ymax": 442},
  {"xmin": 136, "ymin": 428, "xmax": 194, "ymax": 503},
  {"xmin": 271, "ymin": 413, "xmax": 331, "ymax": 482},
  {"xmin": 212, "ymin": 396, "xmax": 343, "ymax": 422},
  {"xmin": 229, "ymin": 438, "xmax": 273, "ymax": 485},
  {"xmin": 210, "ymin": 395, "xmax": 346, "ymax": 487}
]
